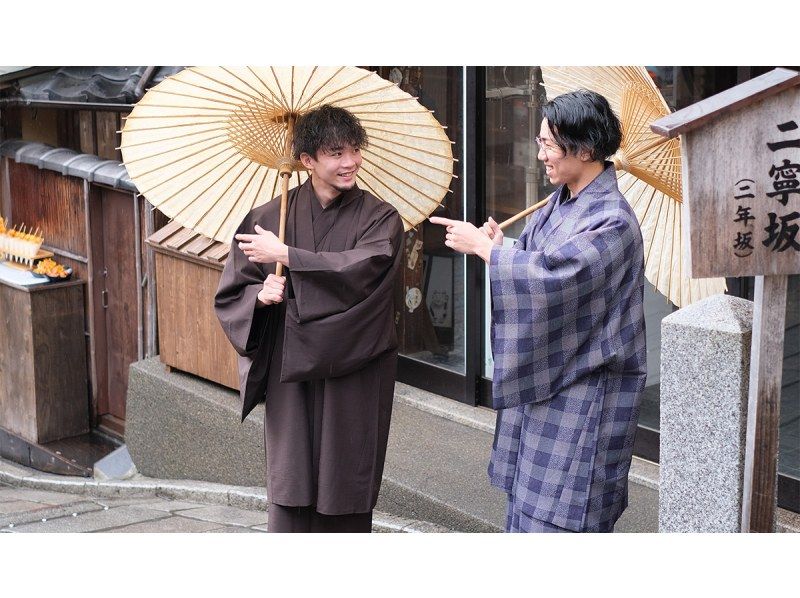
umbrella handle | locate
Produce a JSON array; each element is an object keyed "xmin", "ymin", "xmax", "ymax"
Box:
[
  {"xmin": 497, "ymin": 194, "xmax": 552, "ymax": 231},
  {"xmin": 275, "ymin": 171, "xmax": 290, "ymax": 278},
  {"xmin": 275, "ymin": 116, "xmax": 296, "ymax": 278}
]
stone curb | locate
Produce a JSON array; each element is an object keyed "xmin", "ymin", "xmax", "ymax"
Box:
[
  {"xmin": 391, "ymin": 387, "xmax": 800, "ymax": 533},
  {"xmin": 0, "ymin": 457, "xmax": 452, "ymax": 534},
  {"xmin": 395, "ymin": 382, "xmax": 663, "ymax": 491}
]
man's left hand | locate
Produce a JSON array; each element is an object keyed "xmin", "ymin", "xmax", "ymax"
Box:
[{"xmin": 236, "ymin": 224, "xmax": 289, "ymax": 266}]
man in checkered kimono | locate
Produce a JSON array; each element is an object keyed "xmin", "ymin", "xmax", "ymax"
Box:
[{"xmin": 431, "ymin": 90, "xmax": 646, "ymax": 532}]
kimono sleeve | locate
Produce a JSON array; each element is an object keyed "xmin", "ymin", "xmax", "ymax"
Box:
[
  {"xmin": 214, "ymin": 215, "xmax": 272, "ymax": 357},
  {"xmin": 280, "ymin": 208, "xmax": 403, "ymax": 382},
  {"xmin": 287, "ymin": 208, "xmax": 401, "ymax": 323},
  {"xmin": 489, "ymin": 213, "xmax": 640, "ymax": 409}
]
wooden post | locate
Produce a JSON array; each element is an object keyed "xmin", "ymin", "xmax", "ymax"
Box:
[
  {"xmin": 650, "ymin": 69, "xmax": 800, "ymax": 531},
  {"xmin": 78, "ymin": 111, "xmax": 96, "ymax": 155},
  {"xmin": 741, "ymin": 274, "xmax": 788, "ymax": 532}
]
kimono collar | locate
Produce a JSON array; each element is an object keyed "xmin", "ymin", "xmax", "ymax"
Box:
[
  {"xmin": 304, "ymin": 176, "xmax": 363, "ymax": 211},
  {"xmin": 559, "ymin": 161, "xmax": 618, "ymax": 204}
]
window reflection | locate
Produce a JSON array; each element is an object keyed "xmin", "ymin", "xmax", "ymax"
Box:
[{"xmin": 372, "ymin": 67, "xmax": 465, "ymax": 374}]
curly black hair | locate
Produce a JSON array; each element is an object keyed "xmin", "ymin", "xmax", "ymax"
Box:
[
  {"xmin": 292, "ymin": 104, "xmax": 368, "ymax": 160},
  {"xmin": 541, "ymin": 89, "xmax": 622, "ymax": 162}
]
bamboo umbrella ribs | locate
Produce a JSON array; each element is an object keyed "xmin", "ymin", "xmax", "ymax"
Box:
[{"xmin": 121, "ymin": 66, "xmax": 456, "ymax": 276}]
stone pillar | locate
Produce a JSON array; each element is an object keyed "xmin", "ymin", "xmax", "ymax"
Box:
[{"xmin": 659, "ymin": 294, "xmax": 754, "ymax": 532}]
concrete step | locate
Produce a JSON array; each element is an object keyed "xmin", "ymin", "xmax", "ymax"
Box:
[
  {"xmin": 379, "ymin": 383, "xmax": 660, "ymax": 533},
  {"xmin": 124, "ymin": 357, "xmax": 768, "ymax": 533}
]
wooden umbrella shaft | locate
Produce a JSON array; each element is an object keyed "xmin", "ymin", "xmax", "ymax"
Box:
[
  {"xmin": 498, "ymin": 195, "xmax": 551, "ymax": 231},
  {"xmin": 275, "ymin": 115, "xmax": 295, "ymax": 278},
  {"xmin": 276, "ymin": 172, "xmax": 290, "ymax": 277}
]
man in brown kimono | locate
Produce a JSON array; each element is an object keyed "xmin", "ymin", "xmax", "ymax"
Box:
[{"xmin": 214, "ymin": 105, "xmax": 404, "ymax": 532}]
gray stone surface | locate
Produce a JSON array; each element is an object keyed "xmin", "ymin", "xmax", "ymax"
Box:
[
  {"xmin": 207, "ymin": 526, "xmax": 262, "ymax": 533},
  {"xmin": 379, "ymin": 399, "xmax": 505, "ymax": 532},
  {"xmin": 89, "ymin": 496, "xmax": 212, "ymax": 513},
  {"xmin": 126, "ymin": 357, "xmax": 266, "ymax": 487},
  {"xmin": 1, "ymin": 501, "xmax": 105, "ymax": 529},
  {"xmin": 0, "ymin": 487, "xmax": 87, "ymax": 506},
  {"xmin": 659, "ymin": 294, "xmax": 754, "ymax": 532},
  {"xmin": 93, "ymin": 445, "xmax": 137, "ymax": 481},
  {"xmin": 227, "ymin": 488, "xmax": 268, "ymax": 511},
  {"xmin": 394, "ymin": 382, "xmax": 496, "ymax": 434},
  {"xmin": 615, "ymin": 481, "xmax": 660, "ymax": 533},
  {"xmin": 9, "ymin": 505, "xmax": 169, "ymax": 533},
  {"xmin": 177, "ymin": 504, "xmax": 269, "ymax": 528},
  {"xmin": 0, "ymin": 500, "xmax": 56, "ymax": 514},
  {"xmin": 154, "ymin": 480, "xmax": 238, "ymax": 505},
  {"xmin": 108, "ymin": 515, "xmax": 223, "ymax": 533}
]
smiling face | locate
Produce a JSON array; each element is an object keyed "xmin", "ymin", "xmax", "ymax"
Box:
[
  {"xmin": 300, "ymin": 143, "xmax": 363, "ymax": 204},
  {"xmin": 537, "ymin": 118, "xmax": 591, "ymax": 192}
]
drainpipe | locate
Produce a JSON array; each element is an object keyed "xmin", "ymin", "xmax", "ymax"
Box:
[
  {"xmin": 133, "ymin": 192, "xmax": 144, "ymax": 361},
  {"xmin": 144, "ymin": 199, "xmax": 158, "ymax": 358},
  {"xmin": 83, "ymin": 179, "xmax": 99, "ymax": 428}
]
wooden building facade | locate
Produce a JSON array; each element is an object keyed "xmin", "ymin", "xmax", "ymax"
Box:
[{"xmin": 0, "ymin": 67, "xmax": 178, "ymax": 471}]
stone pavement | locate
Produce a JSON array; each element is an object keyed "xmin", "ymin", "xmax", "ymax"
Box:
[
  {"xmin": 2, "ymin": 456, "xmax": 797, "ymax": 533},
  {"xmin": 0, "ymin": 458, "xmax": 448, "ymax": 533}
]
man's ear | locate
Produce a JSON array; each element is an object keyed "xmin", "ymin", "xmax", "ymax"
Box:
[{"xmin": 299, "ymin": 152, "xmax": 315, "ymax": 171}]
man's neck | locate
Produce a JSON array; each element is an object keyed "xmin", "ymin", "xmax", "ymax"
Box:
[
  {"xmin": 567, "ymin": 161, "xmax": 605, "ymax": 197},
  {"xmin": 310, "ymin": 177, "xmax": 340, "ymax": 209}
]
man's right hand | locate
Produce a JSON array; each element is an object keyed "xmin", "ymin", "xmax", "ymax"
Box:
[
  {"xmin": 482, "ymin": 217, "xmax": 504, "ymax": 246},
  {"xmin": 257, "ymin": 274, "xmax": 286, "ymax": 306}
]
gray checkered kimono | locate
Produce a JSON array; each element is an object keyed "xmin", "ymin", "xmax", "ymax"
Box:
[{"xmin": 487, "ymin": 163, "xmax": 647, "ymax": 532}]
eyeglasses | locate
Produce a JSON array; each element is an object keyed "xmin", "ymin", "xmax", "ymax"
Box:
[{"xmin": 535, "ymin": 136, "xmax": 562, "ymax": 155}]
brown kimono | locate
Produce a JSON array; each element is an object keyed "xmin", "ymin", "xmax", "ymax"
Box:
[{"xmin": 214, "ymin": 179, "xmax": 403, "ymax": 519}]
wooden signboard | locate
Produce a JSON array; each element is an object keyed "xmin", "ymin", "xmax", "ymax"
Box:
[
  {"xmin": 653, "ymin": 68, "xmax": 800, "ymax": 278},
  {"xmin": 652, "ymin": 67, "xmax": 800, "ymax": 533}
]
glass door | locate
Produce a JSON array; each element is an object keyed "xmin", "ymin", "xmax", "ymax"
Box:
[
  {"xmin": 370, "ymin": 66, "xmax": 469, "ymax": 401},
  {"xmin": 480, "ymin": 66, "xmax": 555, "ymax": 403}
]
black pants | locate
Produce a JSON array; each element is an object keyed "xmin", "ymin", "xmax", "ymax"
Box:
[{"xmin": 267, "ymin": 504, "xmax": 373, "ymax": 533}]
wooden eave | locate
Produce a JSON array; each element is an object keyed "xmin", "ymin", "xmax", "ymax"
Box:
[
  {"xmin": 145, "ymin": 221, "xmax": 230, "ymax": 271},
  {"xmin": 651, "ymin": 67, "xmax": 800, "ymax": 139}
]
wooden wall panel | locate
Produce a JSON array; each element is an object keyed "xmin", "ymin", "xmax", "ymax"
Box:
[
  {"xmin": 0, "ymin": 281, "xmax": 89, "ymax": 444},
  {"xmin": 0, "ymin": 283, "xmax": 37, "ymax": 440},
  {"xmin": 30, "ymin": 283, "xmax": 90, "ymax": 442},
  {"xmin": 155, "ymin": 252, "xmax": 238, "ymax": 389},
  {"xmin": 8, "ymin": 162, "xmax": 87, "ymax": 258},
  {"xmin": 1, "ymin": 158, "xmax": 10, "ymax": 223},
  {"xmin": 20, "ymin": 108, "xmax": 58, "ymax": 146},
  {"xmin": 95, "ymin": 112, "xmax": 120, "ymax": 161},
  {"xmin": 78, "ymin": 111, "xmax": 96, "ymax": 155}
]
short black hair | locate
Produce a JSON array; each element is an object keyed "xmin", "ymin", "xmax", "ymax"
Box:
[
  {"xmin": 541, "ymin": 89, "xmax": 622, "ymax": 162},
  {"xmin": 292, "ymin": 104, "xmax": 368, "ymax": 160}
]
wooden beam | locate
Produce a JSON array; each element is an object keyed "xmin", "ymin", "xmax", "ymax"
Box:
[
  {"xmin": 651, "ymin": 68, "xmax": 800, "ymax": 139},
  {"xmin": 96, "ymin": 112, "xmax": 120, "ymax": 161},
  {"xmin": 79, "ymin": 111, "xmax": 96, "ymax": 155},
  {"xmin": 741, "ymin": 274, "xmax": 788, "ymax": 532}
]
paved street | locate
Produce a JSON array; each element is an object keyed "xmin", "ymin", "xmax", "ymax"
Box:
[
  {"xmin": 0, "ymin": 482, "xmax": 270, "ymax": 533},
  {"xmin": 0, "ymin": 457, "xmax": 449, "ymax": 533}
]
